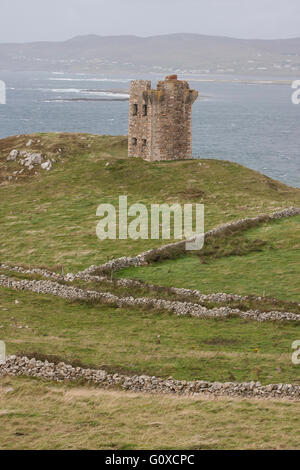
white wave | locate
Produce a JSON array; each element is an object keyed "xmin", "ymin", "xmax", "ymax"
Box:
[
  {"xmin": 84, "ymin": 91, "xmax": 129, "ymax": 98},
  {"xmin": 48, "ymin": 78, "xmax": 133, "ymax": 82},
  {"xmin": 39, "ymin": 88, "xmax": 129, "ymax": 97},
  {"xmin": 51, "ymin": 88, "xmax": 82, "ymax": 93},
  {"xmin": 43, "ymin": 100, "xmax": 70, "ymax": 103}
]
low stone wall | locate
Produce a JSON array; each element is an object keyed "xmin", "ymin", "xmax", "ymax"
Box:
[
  {"xmin": 1, "ymin": 356, "xmax": 300, "ymax": 401},
  {"xmin": 0, "ymin": 274, "xmax": 299, "ymax": 322},
  {"xmin": 1, "ymin": 205, "xmax": 299, "ymax": 305},
  {"xmin": 79, "ymin": 206, "xmax": 300, "ymax": 276},
  {"xmin": 0, "ymin": 263, "xmax": 63, "ymax": 281},
  {"xmin": 3, "ymin": 262, "xmax": 299, "ymax": 310}
]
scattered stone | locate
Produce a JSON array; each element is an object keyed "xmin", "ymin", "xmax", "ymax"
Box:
[
  {"xmin": 7, "ymin": 150, "xmax": 19, "ymax": 161},
  {"xmin": 24, "ymin": 153, "xmax": 43, "ymax": 167},
  {"xmin": 41, "ymin": 160, "xmax": 52, "ymax": 171}
]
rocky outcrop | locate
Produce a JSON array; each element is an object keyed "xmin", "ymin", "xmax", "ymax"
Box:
[
  {"xmin": 1, "ymin": 356, "xmax": 300, "ymax": 401},
  {"xmin": 7, "ymin": 149, "xmax": 19, "ymax": 161},
  {"xmin": 5, "ymin": 146, "xmax": 56, "ymax": 180}
]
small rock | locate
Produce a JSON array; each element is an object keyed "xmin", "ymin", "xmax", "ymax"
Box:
[
  {"xmin": 41, "ymin": 160, "xmax": 52, "ymax": 171},
  {"xmin": 7, "ymin": 150, "xmax": 19, "ymax": 161}
]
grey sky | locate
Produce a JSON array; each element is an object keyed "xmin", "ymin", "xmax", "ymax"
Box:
[{"xmin": 1, "ymin": 0, "xmax": 300, "ymax": 43}]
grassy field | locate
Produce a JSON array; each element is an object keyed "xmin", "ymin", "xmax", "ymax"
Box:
[
  {"xmin": 1, "ymin": 376, "xmax": 300, "ymax": 450},
  {"xmin": 1, "ymin": 132, "xmax": 300, "ymax": 449},
  {"xmin": 0, "ymin": 133, "xmax": 299, "ymax": 271},
  {"xmin": 118, "ymin": 215, "xmax": 300, "ymax": 302},
  {"xmin": 1, "ymin": 286, "xmax": 300, "ymax": 385}
]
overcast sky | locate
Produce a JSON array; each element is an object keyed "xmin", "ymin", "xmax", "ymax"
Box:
[{"xmin": 1, "ymin": 0, "xmax": 300, "ymax": 43}]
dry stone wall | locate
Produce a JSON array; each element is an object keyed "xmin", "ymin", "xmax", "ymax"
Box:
[
  {"xmin": 2, "ymin": 356, "xmax": 300, "ymax": 401},
  {"xmin": 79, "ymin": 206, "xmax": 300, "ymax": 276},
  {"xmin": 0, "ymin": 273, "xmax": 299, "ymax": 322}
]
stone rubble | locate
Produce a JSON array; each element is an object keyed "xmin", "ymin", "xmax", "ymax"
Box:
[
  {"xmin": 7, "ymin": 149, "xmax": 19, "ymax": 161},
  {"xmin": 1, "ymin": 355, "xmax": 300, "ymax": 401},
  {"xmin": 5, "ymin": 146, "xmax": 59, "ymax": 179},
  {"xmin": 41, "ymin": 160, "xmax": 52, "ymax": 171}
]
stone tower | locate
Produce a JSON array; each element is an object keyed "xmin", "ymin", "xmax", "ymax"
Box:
[{"xmin": 128, "ymin": 75, "xmax": 198, "ymax": 161}]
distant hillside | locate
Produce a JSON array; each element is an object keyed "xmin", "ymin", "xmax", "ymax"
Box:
[{"xmin": 1, "ymin": 33, "xmax": 300, "ymax": 75}]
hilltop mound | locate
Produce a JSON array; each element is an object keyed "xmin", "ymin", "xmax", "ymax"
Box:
[
  {"xmin": 0, "ymin": 132, "xmax": 299, "ymax": 271},
  {"xmin": 0, "ymin": 133, "xmax": 127, "ymax": 184}
]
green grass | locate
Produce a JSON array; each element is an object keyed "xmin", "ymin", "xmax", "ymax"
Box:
[
  {"xmin": 1, "ymin": 286, "xmax": 300, "ymax": 385},
  {"xmin": 1, "ymin": 376, "xmax": 300, "ymax": 450},
  {"xmin": 0, "ymin": 133, "xmax": 299, "ymax": 272},
  {"xmin": 1, "ymin": 132, "xmax": 300, "ymax": 449},
  {"xmin": 118, "ymin": 215, "xmax": 300, "ymax": 302}
]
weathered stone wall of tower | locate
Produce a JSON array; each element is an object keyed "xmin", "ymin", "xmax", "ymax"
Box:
[
  {"xmin": 149, "ymin": 77, "xmax": 198, "ymax": 161},
  {"xmin": 128, "ymin": 76, "xmax": 198, "ymax": 161},
  {"xmin": 128, "ymin": 80, "xmax": 151, "ymax": 160}
]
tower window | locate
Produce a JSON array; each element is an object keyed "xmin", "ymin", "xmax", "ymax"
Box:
[
  {"xmin": 142, "ymin": 139, "xmax": 147, "ymax": 146},
  {"xmin": 143, "ymin": 104, "xmax": 148, "ymax": 116},
  {"xmin": 132, "ymin": 138, "xmax": 137, "ymax": 146},
  {"xmin": 132, "ymin": 104, "xmax": 138, "ymax": 116}
]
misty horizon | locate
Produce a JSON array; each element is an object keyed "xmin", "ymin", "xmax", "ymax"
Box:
[
  {"xmin": 1, "ymin": 0, "xmax": 300, "ymax": 43},
  {"xmin": 1, "ymin": 31, "xmax": 300, "ymax": 45}
]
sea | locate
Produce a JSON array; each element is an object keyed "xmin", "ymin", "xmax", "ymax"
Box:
[{"xmin": 0, "ymin": 71, "xmax": 299, "ymax": 188}]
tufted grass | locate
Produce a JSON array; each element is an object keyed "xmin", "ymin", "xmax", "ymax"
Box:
[{"xmin": 1, "ymin": 376, "xmax": 300, "ymax": 450}]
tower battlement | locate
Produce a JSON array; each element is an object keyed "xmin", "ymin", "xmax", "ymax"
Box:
[{"xmin": 128, "ymin": 75, "xmax": 198, "ymax": 161}]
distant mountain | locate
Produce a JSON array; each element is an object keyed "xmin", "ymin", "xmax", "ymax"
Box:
[{"xmin": 1, "ymin": 33, "xmax": 300, "ymax": 75}]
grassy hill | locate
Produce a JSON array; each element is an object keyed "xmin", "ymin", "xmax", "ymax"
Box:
[
  {"xmin": 1, "ymin": 132, "xmax": 300, "ymax": 449},
  {"xmin": 1, "ymin": 132, "xmax": 299, "ymax": 272}
]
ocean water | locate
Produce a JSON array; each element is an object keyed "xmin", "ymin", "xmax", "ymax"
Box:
[{"xmin": 0, "ymin": 71, "xmax": 299, "ymax": 188}]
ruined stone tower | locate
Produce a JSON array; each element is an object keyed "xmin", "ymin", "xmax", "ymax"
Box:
[{"xmin": 128, "ymin": 75, "xmax": 198, "ymax": 161}]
